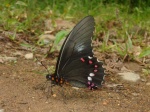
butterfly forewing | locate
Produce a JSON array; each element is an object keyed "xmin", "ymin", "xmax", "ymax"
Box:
[{"xmin": 55, "ymin": 16, "xmax": 95, "ymax": 76}]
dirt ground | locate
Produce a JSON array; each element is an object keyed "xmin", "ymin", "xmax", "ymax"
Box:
[{"xmin": 0, "ymin": 39, "xmax": 150, "ymax": 112}]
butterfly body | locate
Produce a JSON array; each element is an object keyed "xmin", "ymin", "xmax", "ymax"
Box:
[{"xmin": 46, "ymin": 16, "xmax": 105, "ymax": 90}]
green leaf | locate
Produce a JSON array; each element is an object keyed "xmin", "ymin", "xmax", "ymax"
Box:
[
  {"xmin": 9, "ymin": 31, "xmax": 16, "ymax": 40},
  {"xmin": 139, "ymin": 47, "xmax": 150, "ymax": 58},
  {"xmin": 49, "ymin": 30, "xmax": 68, "ymax": 53},
  {"xmin": 127, "ymin": 36, "xmax": 132, "ymax": 49},
  {"xmin": 54, "ymin": 30, "xmax": 68, "ymax": 45},
  {"xmin": 126, "ymin": 31, "xmax": 133, "ymax": 51},
  {"xmin": 16, "ymin": 1, "xmax": 27, "ymax": 7},
  {"xmin": 37, "ymin": 39, "xmax": 45, "ymax": 46}
]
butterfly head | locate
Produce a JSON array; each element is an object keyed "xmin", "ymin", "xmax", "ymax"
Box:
[
  {"xmin": 46, "ymin": 74, "xmax": 56, "ymax": 82},
  {"xmin": 46, "ymin": 74, "xmax": 53, "ymax": 80}
]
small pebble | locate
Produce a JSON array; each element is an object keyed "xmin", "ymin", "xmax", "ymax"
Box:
[
  {"xmin": 52, "ymin": 94, "xmax": 56, "ymax": 97},
  {"xmin": 0, "ymin": 109, "xmax": 4, "ymax": 112},
  {"xmin": 131, "ymin": 93, "xmax": 140, "ymax": 97},
  {"xmin": 0, "ymin": 58, "xmax": 4, "ymax": 63},
  {"xmin": 118, "ymin": 72, "xmax": 140, "ymax": 82},
  {"xmin": 25, "ymin": 53, "xmax": 33, "ymax": 59},
  {"xmin": 102, "ymin": 102, "xmax": 107, "ymax": 105},
  {"xmin": 146, "ymin": 82, "xmax": 150, "ymax": 86}
]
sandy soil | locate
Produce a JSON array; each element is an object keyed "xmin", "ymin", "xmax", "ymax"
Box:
[{"xmin": 0, "ymin": 40, "xmax": 150, "ymax": 112}]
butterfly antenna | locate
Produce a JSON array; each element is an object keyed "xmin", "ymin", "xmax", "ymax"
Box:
[
  {"xmin": 35, "ymin": 56, "xmax": 50, "ymax": 74},
  {"xmin": 35, "ymin": 56, "xmax": 54, "ymax": 96}
]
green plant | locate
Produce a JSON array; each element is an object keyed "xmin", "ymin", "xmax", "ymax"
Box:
[
  {"xmin": 0, "ymin": 0, "xmax": 149, "ymax": 62},
  {"xmin": 50, "ymin": 30, "xmax": 68, "ymax": 53},
  {"xmin": 139, "ymin": 47, "xmax": 150, "ymax": 58}
]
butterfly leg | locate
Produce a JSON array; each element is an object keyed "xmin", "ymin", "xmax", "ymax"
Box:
[
  {"xmin": 50, "ymin": 81, "xmax": 54, "ymax": 95},
  {"xmin": 59, "ymin": 86, "xmax": 67, "ymax": 104}
]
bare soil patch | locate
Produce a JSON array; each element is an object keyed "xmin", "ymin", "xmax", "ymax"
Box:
[{"xmin": 0, "ymin": 40, "xmax": 150, "ymax": 112}]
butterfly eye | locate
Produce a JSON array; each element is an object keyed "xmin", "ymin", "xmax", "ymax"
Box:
[{"xmin": 46, "ymin": 74, "xmax": 51, "ymax": 80}]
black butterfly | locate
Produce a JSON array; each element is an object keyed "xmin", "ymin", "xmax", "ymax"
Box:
[{"xmin": 46, "ymin": 16, "xmax": 105, "ymax": 90}]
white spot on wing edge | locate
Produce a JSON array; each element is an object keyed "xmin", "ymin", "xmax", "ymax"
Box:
[
  {"xmin": 88, "ymin": 56, "xmax": 93, "ymax": 59},
  {"xmin": 88, "ymin": 77, "xmax": 92, "ymax": 81},
  {"xmin": 90, "ymin": 48, "xmax": 106, "ymax": 86},
  {"xmin": 90, "ymin": 31, "xmax": 106, "ymax": 86},
  {"xmin": 89, "ymin": 73, "xmax": 95, "ymax": 76}
]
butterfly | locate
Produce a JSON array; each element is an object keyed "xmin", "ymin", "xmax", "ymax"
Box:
[{"xmin": 46, "ymin": 16, "xmax": 105, "ymax": 90}]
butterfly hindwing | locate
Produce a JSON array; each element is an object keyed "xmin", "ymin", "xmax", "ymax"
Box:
[{"xmin": 61, "ymin": 56, "xmax": 105, "ymax": 87}]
